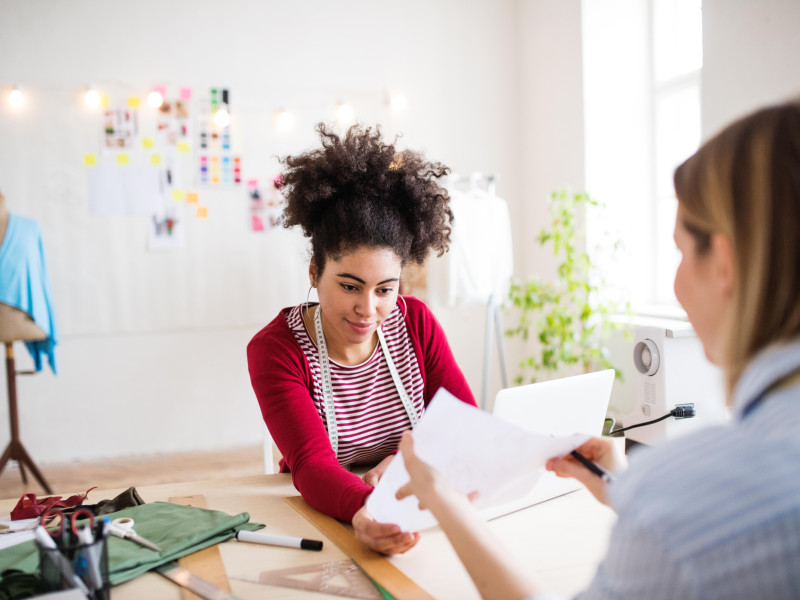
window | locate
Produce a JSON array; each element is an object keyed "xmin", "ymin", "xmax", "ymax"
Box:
[{"xmin": 582, "ymin": 0, "xmax": 702, "ymax": 311}]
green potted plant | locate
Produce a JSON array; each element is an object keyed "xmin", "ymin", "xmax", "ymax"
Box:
[{"xmin": 506, "ymin": 189, "xmax": 628, "ymax": 384}]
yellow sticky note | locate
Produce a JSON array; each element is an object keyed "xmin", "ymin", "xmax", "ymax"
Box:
[
  {"xmin": 83, "ymin": 153, "xmax": 97, "ymax": 166},
  {"xmin": 128, "ymin": 97, "xmax": 141, "ymax": 109},
  {"xmin": 196, "ymin": 206, "xmax": 209, "ymax": 219},
  {"xmin": 150, "ymin": 154, "xmax": 162, "ymax": 165},
  {"xmin": 142, "ymin": 137, "xmax": 154, "ymax": 149},
  {"xmin": 117, "ymin": 153, "xmax": 130, "ymax": 165},
  {"xmin": 172, "ymin": 189, "xmax": 185, "ymax": 201},
  {"xmin": 177, "ymin": 141, "xmax": 190, "ymax": 154},
  {"xmin": 186, "ymin": 192, "xmax": 199, "ymax": 204},
  {"xmin": 101, "ymin": 94, "xmax": 110, "ymax": 108}
]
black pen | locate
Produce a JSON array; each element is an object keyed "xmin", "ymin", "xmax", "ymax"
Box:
[{"xmin": 570, "ymin": 450, "xmax": 616, "ymax": 484}]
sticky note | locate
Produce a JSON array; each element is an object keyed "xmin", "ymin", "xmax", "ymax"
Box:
[
  {"xmin": 172, "ymin": 189, "xmax": 185, "ymax": 201},
  {"xmin": 196, "ymin": 206, "xmax": 209, "ymax": 219},
  {"xmin": 153, "ymin": 84, "xmax": 167, "ymax": 96},
  {"xmin": 186, "ymin": 192, "xmax": 199, "ymax": 204},
  {"xmin": 151, "ymin": 154, "xmax": 162, "ymax": 165},
  {"xmin": 101, "ymin": 94, "xmax": 110, "ymax": 108},
  {"xmin": 179, "ymin": 87, "xmax": 192, "ymax": 101},
  {"xmin": 142, "ymin": 137, "xmax": 155, "ymax": 149},
  {"xmin": 177, "ymin": 141, "xmax": 190, "ymax": 154},
  {"xmin": 128, "ymin": 97, "xmax": 141, "ymax": 109},
  {"xmin": 117, "ymin": 153, "xmax": 130, "ymax": 165},
  {"xmin": 83, "ymin": 153, "xmax": 97, "ymax": 166}
]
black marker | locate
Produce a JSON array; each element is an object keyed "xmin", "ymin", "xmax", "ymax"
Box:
[
  {"xmin": 570, "ymin": 450, "xmax": 616, "ymax": 484},
  {"xmin": 236, "ymin": 530, "xmax": 323, "ymax": 551}
]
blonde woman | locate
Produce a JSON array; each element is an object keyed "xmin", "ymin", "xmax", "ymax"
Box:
[{"xmin": 397, "ymin": 100, "xmax": 800, "ymax": 599}]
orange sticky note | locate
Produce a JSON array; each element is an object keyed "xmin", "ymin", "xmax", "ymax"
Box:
[
  {"xmin": 128, "ymin": 97, "xmax": 141, "ymax": 109},
  {"xmin": 196, "ymin": 206, "xmax": 209, "ymax": 219},
  {"xmin": 171, "ymin": 189, "xmax": 185, "ymax": 201},
  {"xmin": 117, "ymin": 153, "xmax": 130, "ymax": 165},
  {"xmin": 177, "ymin": 141, "xmax": 190, "ymax": 154},
  {"xmin": 142, "ymin": 137, "xmax": 154, "ymax": 149},
  {"xmin": 83, "ymin": 153, "xmax": 97, "ymax": 166},
  {"xmin": 150, "ymin": 154, "xmax": 162, "ymax": 165},
  {"xmin": 186, "ymin": 192, "xmax": 199, "ymax": 204}
]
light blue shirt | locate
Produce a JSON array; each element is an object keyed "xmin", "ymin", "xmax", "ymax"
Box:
[
  {"xmin": 535, "ymin": 338, "xmax": 800, "ymax": 600},
  {"xmin": 0, "ymin": 214, "xmax": 58, "ymax": 372}
]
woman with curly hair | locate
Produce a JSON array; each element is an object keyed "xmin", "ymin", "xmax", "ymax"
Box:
[{"xmin": 247, "ymin": 124, "xmax": 476, "ymax": 555}]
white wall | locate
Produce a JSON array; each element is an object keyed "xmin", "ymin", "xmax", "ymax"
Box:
[
  {"xmin": 702, "ymin": 0, "xmax": 800, "ymax": 139},
  {"xmin": 1, "ymin": 0, "xmax": 565, "ymax": 463}
]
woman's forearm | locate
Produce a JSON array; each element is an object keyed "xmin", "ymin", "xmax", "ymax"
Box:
[{"xmin": 427, "ymin": 489, "xmax": 542, "ymax": 600}]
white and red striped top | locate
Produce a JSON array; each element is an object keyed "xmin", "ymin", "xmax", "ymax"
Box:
[{"xmin": 286, "ymin": 303, "xmax": 425, "ymax": 467}]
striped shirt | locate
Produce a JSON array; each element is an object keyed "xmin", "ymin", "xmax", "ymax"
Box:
[
  {"xmin": 531, "ymin": 339, "xmax": 800, "ymax": 600},
  {"xmin": 286, "ymin": 303, "xmax": 425, "ymax": 467}
]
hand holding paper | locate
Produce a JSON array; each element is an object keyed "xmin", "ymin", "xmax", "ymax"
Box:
[{"xmin": 366, "ymin": 389, "xmax": 588, "ymax": 532}]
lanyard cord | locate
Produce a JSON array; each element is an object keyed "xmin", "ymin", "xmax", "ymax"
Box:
[{"xmin": 314, "ymin": 306, "xmax": 419, "ymax": 459}]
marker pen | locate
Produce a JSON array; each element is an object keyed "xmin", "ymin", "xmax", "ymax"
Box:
[
  {"xmin": 236, "ymin": 530, "xmax": 323, "ymax": 551},
  {"xmin": 570, "ymin": 450, "xmax": 616, "ymax": 484}
]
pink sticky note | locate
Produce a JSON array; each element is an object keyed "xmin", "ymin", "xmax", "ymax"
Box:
[
  {"xmin": 247, "ymin": 179, "xmax": 258, "ymax": 188},
  {"xmin": 179, "ymin": 87, "xmax": 193, "ymax": 101},
  {"xmin": 153, "ymin": 84, "xmax": 167, "ymax": 96},
  {"xmin": 252, "ymin": 215, "xmax": 265, "ymax": 231}
]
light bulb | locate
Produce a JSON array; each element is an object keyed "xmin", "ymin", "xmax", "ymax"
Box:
[
  {"xmin": 85, "ymin": 89, "xmax": 101, "ymax": 109},
  {"xmin": 147, "ymin": 90, "xmax": 164, "ymax": 109},
  {"xmin": 390, "ymin": 94, "xmax": 408, "ymax": 111},
  {"xmin": 8, "ymin": 87, "xmax": 24, "ymax": 108},
  {"xmin": 276, "ymin": 109, "xmax": 295, "ymax": 131},
  {"xmin": 213, "ymin": 108, "xmax": 231, "ymax": 128},
  {"xmin": 336, "ymin": 103, "xmax": 354, "ymax": 124}
]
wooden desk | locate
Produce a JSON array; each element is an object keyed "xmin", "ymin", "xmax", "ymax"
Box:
[{"xmin": 0, "ymin": 475, "xmax": 616, "ymax": 599}]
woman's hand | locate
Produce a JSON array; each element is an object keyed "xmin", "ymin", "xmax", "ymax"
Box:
[
  {"xmin": 545, "ymin": 437, "xmax": 627, "ymax": 506},
  {"xmin": 362, "ymin": 454, "xmax": 394, "ymax": 487},
  {"xmin": 352, "ymin": 504, "xmax": 420, "ymax": 555},
  {"xmin": 395, "ymin": 430, "xmax": 458, "ymax": 512}
]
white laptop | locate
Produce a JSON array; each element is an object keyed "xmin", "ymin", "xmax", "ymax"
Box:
[{"xmin": 483, "ymin": 369, "xmax": 615, "ymax": 519}]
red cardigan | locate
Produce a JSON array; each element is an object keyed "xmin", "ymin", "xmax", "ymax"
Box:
[{"xmin": 247, "ymin": 296, "xmax": 476, "ymax": 522}]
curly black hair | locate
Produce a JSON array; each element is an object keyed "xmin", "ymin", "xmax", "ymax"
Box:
[{"xmin": 279, "ymin": 123, "xmax": 453, "ymax": 272}]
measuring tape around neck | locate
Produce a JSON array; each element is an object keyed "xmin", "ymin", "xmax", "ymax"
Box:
[{"xmin": 313, "ymin": 306, "xmax": 419, "ymax": 459}]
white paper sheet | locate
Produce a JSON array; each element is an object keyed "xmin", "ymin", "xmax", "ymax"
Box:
[
  {"xmin": 366, "ymin": 389, "xmax": 588, "ymax": 532},
  {"xmin": 87, "ymin": 165, "xmax": 162, "ymax": 215},
  {"xmin": 0, "ymin": 515, "xmax": 37, "ymax": 551}
]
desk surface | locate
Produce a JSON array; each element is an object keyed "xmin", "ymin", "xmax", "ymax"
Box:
[{"xmin": 0, "ymin": 475, "xmax": 615, "ymax": 599}]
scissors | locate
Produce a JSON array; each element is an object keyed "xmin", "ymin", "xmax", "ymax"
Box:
[
  {"xmin": 41, "ymin": 507, "xmax": 95, "ymax": 539},
  {"xmin": 108, "ymin": 517, "xmax": 162, "ymax": 552}
]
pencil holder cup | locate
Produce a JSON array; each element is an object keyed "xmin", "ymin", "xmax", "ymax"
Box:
[{"xmin": 38, "ymin": 533, "xmax": 110, "ymax": 600}]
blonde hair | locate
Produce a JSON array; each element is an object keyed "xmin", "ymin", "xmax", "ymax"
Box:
[{"xmin": 674, "ymin": 100, "xmax": 800, "ymax": 395}]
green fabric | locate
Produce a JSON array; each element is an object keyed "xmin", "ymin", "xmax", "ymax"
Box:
[{"xmin": 0, "ymin": 502, "xmax": 263, "ymax": 586}]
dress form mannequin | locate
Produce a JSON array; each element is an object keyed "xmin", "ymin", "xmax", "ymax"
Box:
[{"xmin": 0, "ymin": 190, "xmax": 53, "ymax": 493}]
